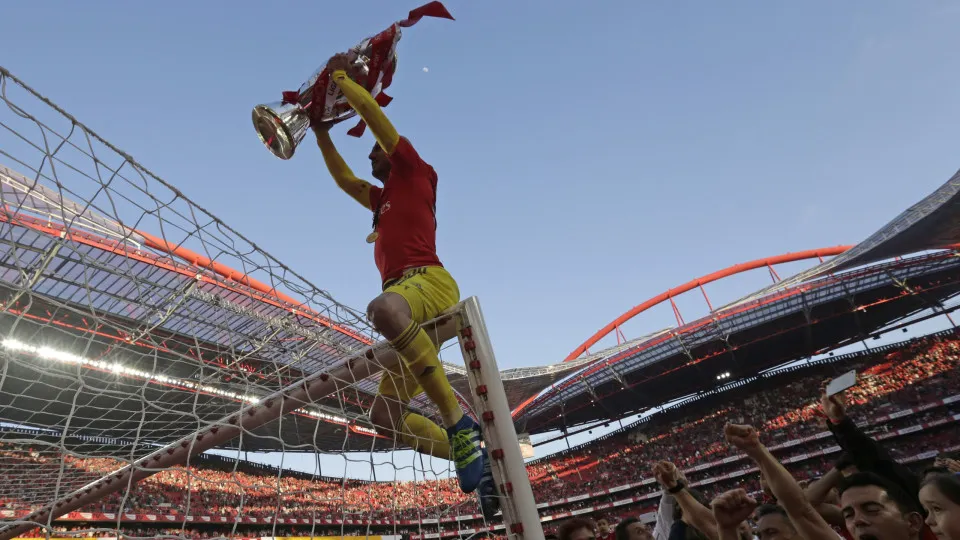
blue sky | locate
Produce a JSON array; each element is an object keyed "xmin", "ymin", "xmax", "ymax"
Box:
[{"xmin": 3, "ymin": 1, "xmax": 960, "ymax": 479}]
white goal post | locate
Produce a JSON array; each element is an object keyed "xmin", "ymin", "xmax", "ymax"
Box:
[{"xmin": 0, "ymin": 297, "xmax": 544, "ymax": 540}]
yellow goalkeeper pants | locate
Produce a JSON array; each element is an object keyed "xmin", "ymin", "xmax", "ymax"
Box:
[{"xmin": 377, "ymin": 266, "xmax": 460, "ymax": 403}]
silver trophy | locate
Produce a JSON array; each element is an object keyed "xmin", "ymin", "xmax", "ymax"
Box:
[
  {"xmin": 252, "ymin": 2, "xmax": 453, "ymax": 160},
  {"xmin": 252, "ymin": 57, "xmax": 370, "ymax": 161}
]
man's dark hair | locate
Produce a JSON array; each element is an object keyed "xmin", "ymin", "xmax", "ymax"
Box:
[
  {"xmin": 754, "ymin": 504, "xmax": 795, "ymax": 533},
  {"xmin": 558, "ymin": 518, "xmax": 595, "ymax": 540},
  {"xmin": 921, "ymin": 472, "xmax": 960, "ymax": 505},
  {"xmin": 838, "ymin": 471, "xmax": 922, "ymax": 515},
  {"xmin": 615, "ymin": 518, "xmax": 639, "ymax": 540},
  {"xmin": 755, "ymin": 504, "xmax": 790, "ymax": 521}
]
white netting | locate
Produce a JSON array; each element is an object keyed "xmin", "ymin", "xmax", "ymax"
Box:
[{"xmin": 0, "ymin": 66, "xmax": 536, "ymax": 540}]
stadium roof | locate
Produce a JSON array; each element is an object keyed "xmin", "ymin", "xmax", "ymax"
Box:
[{"xmin": 513, "ymin": 250, "xmax": 960, "ymax": 433}]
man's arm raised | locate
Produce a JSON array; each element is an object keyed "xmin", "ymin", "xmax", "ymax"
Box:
[
  {"xmin": 326, "ymin": 54, "xmax": 401, "ymax": 155},
  {"xmin": 314, "ymin": 125, "xmax": 376, "ymax": 211},
  {"xmin": 725, "ymin": 424, "xmax": 838, "ymax": 540}
]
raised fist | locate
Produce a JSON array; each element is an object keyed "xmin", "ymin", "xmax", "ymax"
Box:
[
  {"xmin": 653, "ymin": 461, "xmax": 680, "ymax": 490},
  {"xmin": 724, "ymin": 423, "xmax": 761, "ymax": 454},
  {"xmin": 712, "ymin": 489, "xmax": 758, "ymax": 530},
  {"xmin": 326, "ymin": 53, "xmax": 353, "ymax": 74},
  {"xmin": 326, "ymin": 53, "xmax": 364, "ymax": 82}
]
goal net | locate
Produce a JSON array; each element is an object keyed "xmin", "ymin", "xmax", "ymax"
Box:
[{"xmin": 0, "ymin": 66, "xmax": 541, "ymax": 540}]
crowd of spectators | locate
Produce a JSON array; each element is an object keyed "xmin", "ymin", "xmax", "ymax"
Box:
[
  {"xmin": 526, "ymin": 335, "xmax": 959, "ymax": 499},
  {"xmin": 2, "ymin": 333, "xmax": 959, "ymax": 540}
]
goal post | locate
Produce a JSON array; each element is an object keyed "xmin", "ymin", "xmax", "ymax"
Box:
[{"xmin": 455, "ymin": 298, "xmax": 544, "ymax": 540}]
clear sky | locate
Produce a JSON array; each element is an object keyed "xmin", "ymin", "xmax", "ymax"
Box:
[{"xmin": 3, "ymin": 1, "xmax": 960, "ymax": 480}]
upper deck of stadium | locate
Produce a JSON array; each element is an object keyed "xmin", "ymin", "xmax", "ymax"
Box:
[{"xmin": 510, "ymin": 167, "xmax": 960, "ymax": 433}]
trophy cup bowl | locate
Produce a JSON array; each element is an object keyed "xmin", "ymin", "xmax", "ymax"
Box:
[{"xmin": 252, "ymin": 101, "xmax": 311, "ymax": 160}]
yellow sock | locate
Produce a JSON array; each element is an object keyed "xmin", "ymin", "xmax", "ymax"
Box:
[
  {"xmin": 391, "ymin": 321, "xmax": 463, "ymax": 428},
  {"xmin": 399, "ymin": 412, "xmax": 451, "ymax": 460}
]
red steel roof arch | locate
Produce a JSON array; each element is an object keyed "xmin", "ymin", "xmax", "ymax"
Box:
[
  {"xmin": 509, "ymin": 246, "xmax": 855, "ymax": 420},
  {"xmin": 562, "ymin": 246, "xmax": 853, "ymax": 363}
]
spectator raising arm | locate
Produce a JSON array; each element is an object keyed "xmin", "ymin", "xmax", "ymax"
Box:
[
  {"xmin": 654, "ymin": 461, "xmax": 719, "ymax": 540},
  {"xmin": 821, "ymin": 386, "xmax": 922, "ymax": 505},
  {"xmin": 724, "ymin": 423, "xmax": 838, "ymax": 540},
  {"xmin": 653, "ymin": 490, "xmax": 678, "ymax": 540}
]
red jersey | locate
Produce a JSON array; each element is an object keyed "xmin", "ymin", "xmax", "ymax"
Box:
[{"xmin": 369, "ymin": 137, "xmax": 443, "ymax": 284}]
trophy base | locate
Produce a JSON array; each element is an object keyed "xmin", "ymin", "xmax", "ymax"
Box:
[{"xmin": 252, "ymin": 104, "xmax": 305, "ymax": 160}]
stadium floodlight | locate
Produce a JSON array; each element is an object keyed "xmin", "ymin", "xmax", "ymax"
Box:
[
  {"xmin": 0, "ymin": 65, "xmax": 543, "ymax": 540},
  {"xmin": 0, "ymin": 339, "xmax": 412, "ymax": 423}
]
